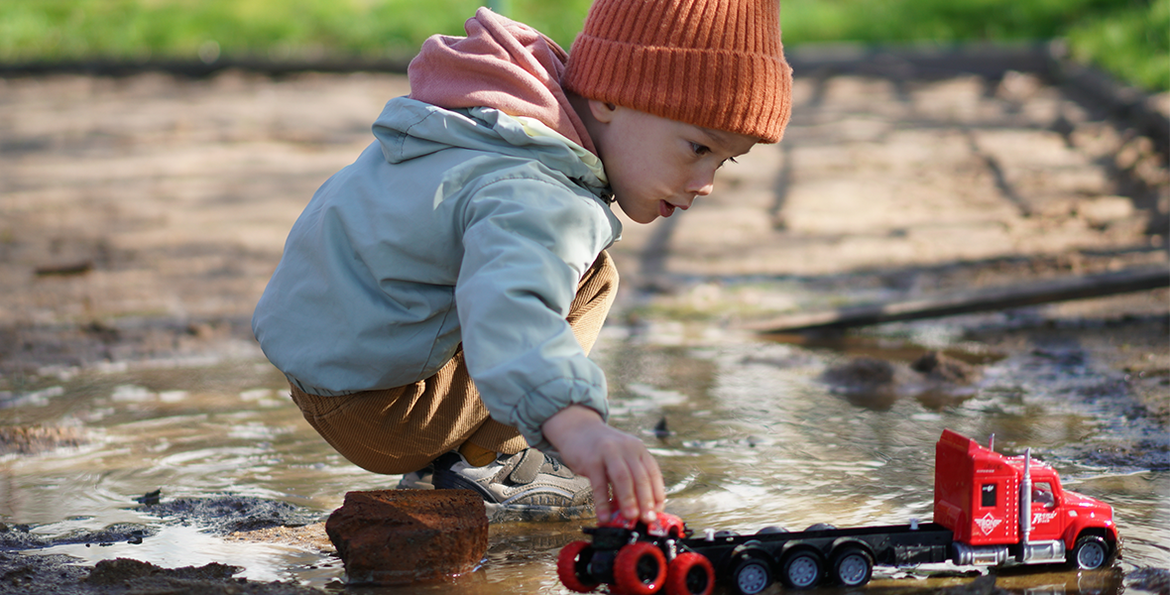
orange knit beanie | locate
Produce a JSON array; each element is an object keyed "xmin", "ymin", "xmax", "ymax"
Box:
[{"xmin": 563, "ymin": 0, "xmax": 793, "ymax": 143}]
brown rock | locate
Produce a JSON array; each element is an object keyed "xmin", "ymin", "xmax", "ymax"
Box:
[
  {"xmin": 85, "ymin": 558, "xmax": 240, "ymax": 585},
  {"xmin": 912, "ymin": 351, "xmax": 982, "ymax": 384},
  {"xmin": 821, "ymin": 356, "xmax": 899, "ymax": 411},
  {"xmin": 325, "ymin": 489, "xmax": 488, "ymax": 585},
  {"xmin": 822, "ymin": 356, "xmax": 896, "ymax": 388}
]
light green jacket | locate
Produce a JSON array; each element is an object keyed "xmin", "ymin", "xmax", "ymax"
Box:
[{"xmin": 252, "ymin": 96, "xmax": 622, "ymax": 450}]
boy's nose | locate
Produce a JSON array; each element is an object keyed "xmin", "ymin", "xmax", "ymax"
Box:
[
  {"xmin": 691, "ymin": 181, "xmax": 714, "ymax": 198},
  {"xmin": 688, "ymin": 172, "xmax": 715, "ymax": 197}
]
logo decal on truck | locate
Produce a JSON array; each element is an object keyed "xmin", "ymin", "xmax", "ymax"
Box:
[
  {"xmin": 1032, "ymin": 511, "xmax": 1057, "ymax": 525},
  {"xmin": 976, "ymin": 512, "xmax": 1003, "ymax": 535}
]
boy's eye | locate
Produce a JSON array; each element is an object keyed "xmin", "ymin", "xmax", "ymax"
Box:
[{"xmin": 690, "ymin": 142, "xmax": 739, "ymax": 168}]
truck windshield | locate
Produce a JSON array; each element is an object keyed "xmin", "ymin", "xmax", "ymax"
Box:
[{"xmin": 1033, "ymin": 482, "xmax": 1056, "ymax": 509}]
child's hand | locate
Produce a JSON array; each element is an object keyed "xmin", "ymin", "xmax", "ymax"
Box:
[{"xmin": 542, "ymin": 404, "xmax": 665, "ymax": 524}]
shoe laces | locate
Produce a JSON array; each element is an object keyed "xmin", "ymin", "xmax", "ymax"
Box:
[{"xmin": 543, "ymin": 453, "xmax": 564, "ymax": 473}]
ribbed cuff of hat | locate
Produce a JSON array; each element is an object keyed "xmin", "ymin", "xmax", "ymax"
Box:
[{"xmin": 563, "ymin": 0, "xmax": 793, "ymax": 143}]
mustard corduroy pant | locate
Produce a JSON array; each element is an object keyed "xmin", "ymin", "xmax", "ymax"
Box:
[{"xmin": 288, "ymin": 251, "xmax": 618, "ymax": 475}]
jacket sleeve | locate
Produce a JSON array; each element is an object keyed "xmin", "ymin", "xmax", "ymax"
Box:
[{"xmin": 453, "ymin": 163, "xmax": 615, "ymax": 452}]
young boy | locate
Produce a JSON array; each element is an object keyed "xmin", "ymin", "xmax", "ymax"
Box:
[{"xmin": 252, "ymin": 0, "xmax": 792, "ymax": 524}]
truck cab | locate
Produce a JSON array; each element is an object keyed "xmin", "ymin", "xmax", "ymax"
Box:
[{"xmin": 934, "ymin": 429, "xmax": 1118, "ymax": 568}]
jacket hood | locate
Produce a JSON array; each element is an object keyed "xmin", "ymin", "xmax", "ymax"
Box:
[
  {"xmin": 407, "ymin": 7, "xmax": 595, "ymax": 154},
  {"xmin": 372, "ymin": 97, "xmax": 608, "ymax": 193}
]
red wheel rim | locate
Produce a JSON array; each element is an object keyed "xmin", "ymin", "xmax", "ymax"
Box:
[
  {"xmin": 666, "ymin": 552, "xmax": 714, "ymax": 595},
  {"xmin": 613, "ymin": 541, "xmax": 667, "ymax": 595},
  {"xmin": 557, "ymin": 540, "xmax": 598, "ymax": 593}
]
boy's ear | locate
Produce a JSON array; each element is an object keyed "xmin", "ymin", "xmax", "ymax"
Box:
[{"xmin": 587, "ymin": 99, "xmax": 619, "ymax": 124}]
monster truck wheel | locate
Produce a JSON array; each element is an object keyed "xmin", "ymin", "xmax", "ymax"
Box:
[
  {"xmin": 831, "ymin": 547, "xmax": 873, "ymax": 587},
  {"xmin": 1069, "ymin": 535, "xmax": 1110, "ymax": 570},
  {"xmin": 780, "ymin": 550, "xmax": 824, "ymax": 590},
  {"xmin": 613, "ymin": 541, "xmax": 667, "ymax": 595},
  {"xmin": 557, "ymin": 540, "xmax": 598, "ymax": 593},
  {"xmin": 729, "ymin": 557, "xmax": 772, "ymax": 595},
  {"xmin": 665, "ymin": 552, "xmax": 714, "ymax": 595}
]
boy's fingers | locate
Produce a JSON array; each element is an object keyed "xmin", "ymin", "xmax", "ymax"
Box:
[
  {"xmin": 643, "ymin": 451, "xmax": 666, "ymax": 514},
  {"xmin": 650, "ymin": 452, "xmax": 666, "ymax": 510},
  {"xmin": 634, "ymin": 452, "xmax": 665, "ymax": 523},
  {"xmin": 599, "ymin": 444, "xmax": 645, "ymax": 519},
  {"xmin": 602, "ymin": 451, "xmax": 640, "ymax": 520},
  {"xmin": 632, "ymin": 463, "xmax": 654, "ymax": 522},
  {"xmin": 591, "ymin": 477, "xmax": 611, "ymax": 521},
  {"xmin": 600, "ymin": 445, "xmax": 667, "ymax": 523}
]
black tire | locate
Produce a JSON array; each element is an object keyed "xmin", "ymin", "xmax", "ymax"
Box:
[
  {"xmin": 756, "ymin": 526, "xmax": 789, "ymax": 535},
  {"xmin": 831, "ymin": 547, "xmax": 874, "ymax": 587},
  {"xmin": 1069, "ymin": 535, "xmax": 1111, "ymax": 570},
  {"xmin": 729, "ymin": 557, "xmax": 772, "ymax": 595},
  {"xmin": 556, "ymin": 541, "xmax": 598, "ymax": 593},
  {"xmin": 667, "ymin": 553, "xmax": 714, "ymax": 595},
  {"xmin": 613, "ymin": 541, "xmax": 667, "ymax": 595},
  {"xmin": 780, "ymin": 550, "xmax": 824, "ymax": 590}
]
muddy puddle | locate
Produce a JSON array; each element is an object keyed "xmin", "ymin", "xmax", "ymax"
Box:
[{"xmin": 0, "ymin": 316, "xmax": 1166, "ymax": 594}]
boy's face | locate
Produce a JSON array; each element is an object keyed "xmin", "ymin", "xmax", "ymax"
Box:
[{"xmin": 588, "ymin": 102, "xmax": 759, "ymax": 224}]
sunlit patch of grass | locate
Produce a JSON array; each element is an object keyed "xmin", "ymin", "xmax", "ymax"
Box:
[
  {"xmin": 0, "ymin": 0, "xmax": 488, "ymax": 61},
  {"xmin": 1065, "ymin": 0, "xmax": 1170, "ymax": 92},
  {"xmin": 0, "ymin": 0, "xmax": 1165, "ymax": 92},
  {"xmin": 780, "ymin": 0, "xmax": 1168, "ymax": 92}
]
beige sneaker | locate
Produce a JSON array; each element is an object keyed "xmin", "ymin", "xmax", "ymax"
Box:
[{"xmin": 433, "ymin": 449, "xmax": 594, "ymax": 523}]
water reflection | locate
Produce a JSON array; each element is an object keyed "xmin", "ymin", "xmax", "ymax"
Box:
[
  {"xmin": 0, "ymin": 326, "xmax": 1165, "ymax": 594},
  {"xmin": 34, "ymin": 525, "xmax": 309, "ymax": 583}
]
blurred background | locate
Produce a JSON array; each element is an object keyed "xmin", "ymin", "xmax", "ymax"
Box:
[
  {"xmin": 2, "ymin": 2, "xmax": 1170, "ymax": 591},
  {"xmin": 1, "ymin": 0, "xmax": 1167, "ymax": 92},
  {"xmin": 1, "ymin": 1, "xmax": 1167, "ymax": 593}
]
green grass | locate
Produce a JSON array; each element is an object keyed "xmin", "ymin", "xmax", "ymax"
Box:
[
  {"xmin": 1064, "ymin": 0, "xmax": 1170, "ymax": 92},
  {"xmin": 780, "ymin": 0, "xmax": 1169, "ymax": 91},
  {"xmin": 1, "ymin": 0, "xmax": 1166, "ymax": 91}
]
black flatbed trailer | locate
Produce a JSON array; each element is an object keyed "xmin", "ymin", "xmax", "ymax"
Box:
[{"xmin": 678, "ymin": 522, "xmax": 955, "ymax": 592}]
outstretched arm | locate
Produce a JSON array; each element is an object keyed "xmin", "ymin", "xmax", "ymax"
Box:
[{"xmin": 542, "ymin": 404, "xmax": 666, "ymax": 523}]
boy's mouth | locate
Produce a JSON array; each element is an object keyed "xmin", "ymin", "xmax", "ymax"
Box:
[{"xmin": 659, "ymin": 200, "xmax": 681, "ymax": 218}]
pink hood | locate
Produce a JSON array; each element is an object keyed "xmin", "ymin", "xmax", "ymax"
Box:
[{"xmin": 407, "ymin": 8, "xmax": 596, "ymax": 154}]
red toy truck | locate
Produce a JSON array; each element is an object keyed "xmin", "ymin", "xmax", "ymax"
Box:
[
  {"xmin": 557, "ymin": 511, "xmax": 710, "ymax": 595},
  {"xmin": 933, "ymin": 428, "xmax": 1118, "ymax": 570},
  {"xmin": 558, "ymin": 429, "xmax": 1119, "ymax": 595}
]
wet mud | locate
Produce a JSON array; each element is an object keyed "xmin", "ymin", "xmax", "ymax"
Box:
[
  {"xmin": 0, "ymin": 495, "xmax": 327, "ymax": 594},
  {"xmin": 1, "ymin": 44, "xmax": 1168, "ymax": 595},
  {"xmin": 0, "ymin": 553, "xmax": 322, "ymax": 595},
  {"xmin": 136, "ymin": 494, "xmax": 324, "ymax": 536}
]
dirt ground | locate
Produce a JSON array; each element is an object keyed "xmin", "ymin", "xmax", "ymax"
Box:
[{"xmin": 0, "ymin": 45, "xmax": 1167, "ymax": 593}]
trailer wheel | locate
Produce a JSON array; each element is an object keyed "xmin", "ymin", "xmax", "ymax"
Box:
[
  {"xmin": 728, "ymin": 557, "xmax": 772, "ymax": 595},
  {"xmin": 666, "ymin": 552, "xmax": 714, "ymax": 595},
  {"xmin": 1069, "ymin": 535, "xmax": 1110, "ymax": 570},
  {"xmin": 613, "ymin": 541, "xmax": 667, "ymax": 595},
  {"xmin": 831, "ymin": 547, "xmax": 873, "ymax": 587},
  {"xmin": 756, "ymin": 526, "xmax": 789, "ymax": 535},
  {"xmin": 557, "ymin": 540, "xmax": 598, "ymax": 593},
  {"xmin": 804, "ymin": 523, "xmax": 837, "ymax": 532},
  {"xmin": 780, "ymin": 550, "xmax": 824, "ymax": 590}
]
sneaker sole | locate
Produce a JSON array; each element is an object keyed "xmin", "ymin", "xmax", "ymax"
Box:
[{"xmin": 485, "ymin": 502, "xmax": 594, "ymax": 524}]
